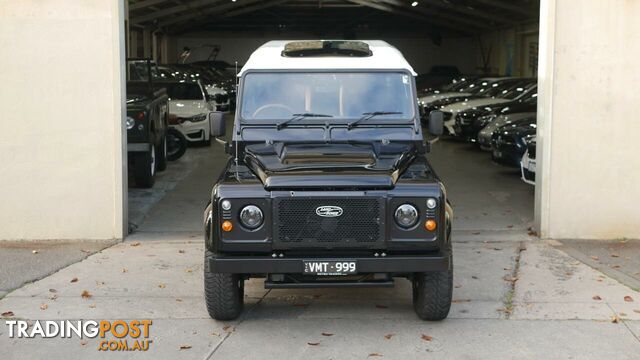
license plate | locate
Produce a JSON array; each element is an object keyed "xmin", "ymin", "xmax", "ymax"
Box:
[
  {"xmin": 493, "ymin": 150, "xmax": 502, "ymax": 158},
  {"xmin": 528, "ymin": 161, "xmax": 536, "ymax": 172},
  {"xmin": 303, "ymin": 261, "xmax": 357, "ymax": 276}
]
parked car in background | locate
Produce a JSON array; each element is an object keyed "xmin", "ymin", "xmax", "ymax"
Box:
[
  {"xmin": 162, "ymin": 80, "xmax": 213, "ymax": 145},
  {"xmin": 440, "ymin": 80, "xmax": 535, "ymax": 135},
  {"xmin": 520, "ymin": 137, "xmax": 536, "ymax": 185},
  {"xmin": 491, "ymin": 117, "xmax": 537, "ymax": 167},
  {"xmin": 158, "ymin": 63, "xmax": 236, "ymax": 113},
  {"xmin": 126, "ymin": 59, "xmax": 169, "ymax": 188},
  {"xmin": 477, "ymin": 112, "xmax": 536, "ymax": 151},
  {"xmin": 192, "ymin": 60, "xmax": 238, "ymax": 110},
  {"xmin": 415, "ymin": 65, "xmax": 461, "ymax": 95},
  {"xmin": 454, "ymin": 86, "xmax": 537, "ymax": 142},
  {"xmin": 205, "ymin": 86, "xmax": 231, "ymax": 112},
  {"xmin": 419, "ymin": 77, "xmax": 505, "ymax": 113}
]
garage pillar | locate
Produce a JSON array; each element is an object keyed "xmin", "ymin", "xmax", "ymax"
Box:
[
  {"xmin": 536, "ymin": 0, "xmax": 640, "ymax": 239},
  {"xmin": 0, "ymin": 1, "xmax": 127, "ymax": 240}
]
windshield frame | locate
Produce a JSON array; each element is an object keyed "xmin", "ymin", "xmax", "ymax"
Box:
[{"xmin": 237, "ymin": 69, "xmax": 419, "ymax": 127}]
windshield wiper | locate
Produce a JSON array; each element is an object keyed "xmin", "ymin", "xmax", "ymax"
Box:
[
  {"xmin": 276, "ymin": 113, "xmax": 333, "ymax": 130},
  {"xmin": 347, "ymin": 111, "xmax": 403, "ymax": 130}
]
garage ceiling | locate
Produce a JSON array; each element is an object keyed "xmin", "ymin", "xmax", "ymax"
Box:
[{"xmin": 128, "ymin": 0, "xmax": 539, "ymax": 37}]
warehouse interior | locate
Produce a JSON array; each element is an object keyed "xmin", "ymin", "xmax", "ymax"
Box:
[
  {"xmin": 126, "ymin": 0, "xmax": 540, "ymax": 76},
  {"xmin": 124, "ymin": 0, "xmax": 541, "ymax": 238}
]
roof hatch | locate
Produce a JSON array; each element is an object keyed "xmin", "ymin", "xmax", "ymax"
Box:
[{"xmin": 282, "ymin": 40, "xmax": 373, "ymax": 58}]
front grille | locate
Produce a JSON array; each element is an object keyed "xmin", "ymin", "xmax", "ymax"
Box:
[{"xmin": 273, "ymin": 197, "xmax": 384, "ymax": 249}]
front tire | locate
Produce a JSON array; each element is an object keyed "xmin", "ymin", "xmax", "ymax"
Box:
[
  {"xmin": 412, "ymin": 245, "xmax": 453, "ymax": 321},
  {"xmin": 204, "ymin": 250, "xmax": 244, "ymax": 320}
]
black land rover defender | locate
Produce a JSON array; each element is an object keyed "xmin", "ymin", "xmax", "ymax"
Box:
[
  {"xmin": 126, "ymin": 59, "xmax": 169, "ymax": 188},
  {"xmin": 203, "ymin": 40, "xmax": 453, "ymax": 321}
]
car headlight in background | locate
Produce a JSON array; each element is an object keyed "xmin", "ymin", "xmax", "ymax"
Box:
[
  {"xmin": 126, "ymin": 116, "xmax": 135, "ymax": 130},
  {"xmin": 188, "ymin": 113, "xmax": 208, "ymax": 123},
  {"xmin": 394, "ymin": 204, "xmax": 419, "ymax": 228},
  {"xmin": 239, "ymin": 205, "xmax": 263, "ymax": 229}
]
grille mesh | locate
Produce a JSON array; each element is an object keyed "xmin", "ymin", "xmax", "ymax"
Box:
[{"xmin": 274, "ymin": 198, "xmax": 383, "ymax": 248}]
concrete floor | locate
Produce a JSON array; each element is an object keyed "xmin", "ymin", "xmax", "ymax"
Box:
[
  {"xmin": 0, "ymin": 240, "xmax": 116, "ymax": 299},
  {"xmin": 430, "ymin": 139, "xmax": 535, "ymax": 240},
  {"xmin": 1, "ymin": 137, "xmax": 639, "ymax": 359}
]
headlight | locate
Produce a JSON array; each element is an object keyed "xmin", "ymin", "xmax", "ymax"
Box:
[
  {"xmin": 239, "ymin": 205, "xmax": 263, "ymax": 229},
  {"xmin": 126, "ymin": 116, "xmax": 135, "ymax": 130},
  {"xmin": 221, "ymin": 200, "xmax": 231, "ymax": 211},
  {"xmin": 394, "ymin": 204, "xmax": 419, "ymax": 228},
  {"xmin": 188, "ymin": 113, "xmax": 208, "ymax": 123}
]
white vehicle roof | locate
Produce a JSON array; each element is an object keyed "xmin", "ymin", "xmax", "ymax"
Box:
[{"xmin": 239, "ymin": 40, "xmax": 417, "ymax": 76}]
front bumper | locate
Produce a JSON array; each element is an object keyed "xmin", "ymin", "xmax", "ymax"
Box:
[
  {"xmin": 208, "ymin": 253, "xmax": 450, "ymax": 274},
  {"xmin": 520, "ymin": 153, "xmax": 536, "ymax": 185},
  {"xmin": 171, "ymin": 121, "xmax": 209, "ymax": 142}
]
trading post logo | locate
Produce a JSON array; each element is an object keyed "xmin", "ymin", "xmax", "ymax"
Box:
[{"xmin": 5, "ymin": 320, "xmax": 153, "ymax": 351}]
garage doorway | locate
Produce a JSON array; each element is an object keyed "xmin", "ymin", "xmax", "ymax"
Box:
[{"xmin": 123, "ymin": 0, "xmax": 542, "ymax": 241}]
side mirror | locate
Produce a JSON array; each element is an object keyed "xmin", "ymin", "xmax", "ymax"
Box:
[
  {"xmin": 209, "ymin": 111, "xmax": 225, "ymax": 137},
  {"xmin": 428, "ymin": 111, "xmax": 444, "ymax": 136}
]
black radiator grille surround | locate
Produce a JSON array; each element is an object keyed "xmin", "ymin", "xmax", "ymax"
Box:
[{"xmin": 273, "ymin": 197, "xmax": 385, "ymax": 249}]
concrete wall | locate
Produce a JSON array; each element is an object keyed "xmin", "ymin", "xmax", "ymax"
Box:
[
  {"xmin": 172, "ymin": 33, "xmax": 477, "ymax": 74},
  {"xmin": 536, "ymin": 0, "xmax": 640, "ymax": 239},
  {"xmin": 0, "ymin": 1, "xmax": 126, "ymax": 240}
]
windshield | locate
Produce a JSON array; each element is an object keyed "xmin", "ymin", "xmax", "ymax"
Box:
[
  {"xmin": 440, "ymin": 77, "xmax": 474, "ymax": 92},
  {"xmin": 496, "ymin": 82, "xmax": 535, "ymax": 100},
  {"xmin": 166, "ymin": 83, "xmax": 204, "ymax": 100},
  {"xmin": 240, "ymin": 72, "xmax": 415, "ymax": 121}
]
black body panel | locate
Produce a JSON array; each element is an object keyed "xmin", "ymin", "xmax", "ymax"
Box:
[
  {"xmin": 126, "ymin": 59, "xmax": 168, "ymax": 150},
  {"xmin": 208, "ymin": 154, "xmax": 450, "ymax": 257}
]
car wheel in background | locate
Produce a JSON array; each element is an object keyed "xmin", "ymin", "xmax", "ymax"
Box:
[
  {"xmin": 156, "ymin": 136, "xmax": 168, "ymax": 172},
  {"xmin": 133, "ymin": 143, "xmax": 156, "ymax": 188},
  {"xmin": 166, "ymin": 128, "xmax": 187, "ymax": 161}
]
